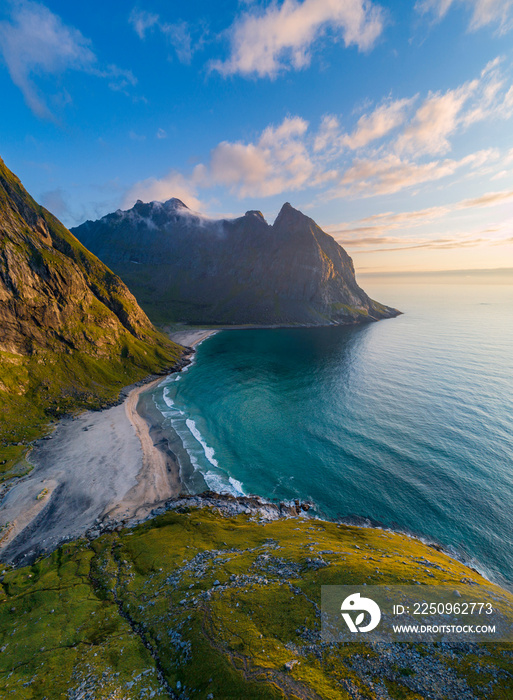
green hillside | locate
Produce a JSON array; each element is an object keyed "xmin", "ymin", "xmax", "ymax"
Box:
[
  {"xmin": 1, "ymin": 498, "xmax": 511, "ymax": 699},
  {"xmin": 0, "ymin": 157, "xmax": 183, "ymax": 477}
]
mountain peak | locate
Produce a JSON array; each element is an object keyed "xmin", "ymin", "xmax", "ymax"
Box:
[
  {"xmin": 276, "ymin": 202, "xmax": 297, "ymax": 217},
  {"xmin": 163, "ymin": 197, "xmax": 189, "ymax": 210},
  {"xmin": 245, "ymin": 210, "xmax": 266, "ymax": 223},
  {"xmin": 273, "ymin": 201, "xmax": 311, "ymax": 231},
  {"xmin": 131, "ymin": 198, "xmax": 189, "ymax": 215}
]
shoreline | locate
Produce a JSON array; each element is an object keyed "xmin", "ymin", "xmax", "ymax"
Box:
[
  {"xmin": 84, "ymin": 490, "xmax": 506, "ymax": 594},
  {"xmin": 0, "ymin": 329, "xmax": 216, "ymax": 565},
  {"xmin": 108, "ymin": 328, "xmax": 219, "ymax": 520},
  {"xmin": 0, "ymin": 326, "xmax": 504, "ymax": 592},
  {"xmin": 168, "ymin": 328, "xmax": 219, "ymax": 348},
  {"xmin": 128, "ymin": 352, "xmax": 503, "ymax": 591},
  {"xmin": 132, "ymin": 328, "xmax": 506, "ymax": 592},
  {"xmin": 164, "ymin": 314, "xmax": 402, "ymax": 338},
  {"xmin": 100, "ymin": 376, "xmax": 182, "ymax": 522}
]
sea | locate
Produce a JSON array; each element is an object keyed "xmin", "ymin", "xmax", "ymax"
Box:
[{"xmin": 147, "ymin": 281, "xmax": 513, "ymax": 589}]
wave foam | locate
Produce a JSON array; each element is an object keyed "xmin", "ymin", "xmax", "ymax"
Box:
[
  {"xmin": 228, "ymin": 476, "xmax": 246, "ymax": 496},
  {"xmin": 153, "ymin": 384, "xmax": 247, "ymax": 499},
  {"xmin": 162, "ymin": 387, "xmax": 175, "ymax": 410},
  {"xmin": 186, "ymin": 418, "xmax": 219, "ymax": 468}
]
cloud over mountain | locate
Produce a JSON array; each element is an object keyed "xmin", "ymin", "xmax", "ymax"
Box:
[{"xmin": 126, "ymin": 57, "xmax": 513, "ymax": 211}]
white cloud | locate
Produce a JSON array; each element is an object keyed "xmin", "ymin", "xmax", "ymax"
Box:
[
  {"xmin": 314, "ymin": 59, "xmax": 511, "ymax": 164},
  {"xmin": 129, "ymin": 9, "xmax": 159, "ymax": 39},
  {"xmin": 353, "ymin": 204, "xmax": 452, "ymax": 226},
  {"xmin": 344, "ymin": 97, "xmax": 415, "ymax": 149},
  {"xmin": 125, "ymin": 58, "xmax": 513, "ymax": 208},
  {"xmin": 315, "ymin": 97, "xmax": 415, "ymax": 154},
  {"xmin": 124, "ymin": 168, "xmax": 204, "ymax": 211},
  {"xmin": 499, "ymin": 84, "xmax": 513, "ymax": 115},
  {"xmin": 504, "ymin": 147, "xmax": 513, "ymax": 164},
  {"xmin": 127, "ymin": 116, "xmax": 320, "ymax": 205},
  {"xmin": 460, "ymin": 57, "xmax": 511, "ymax": 125},
  {"xmin": 210, "ymin": 116, "xmax": 318, "ymax": 197},
  {"xmin": 210, "ymin": 0, "xmax": 385, "ymax": 78},
  {"xmin": 416, "ymin": 0, "xmax": 513, "ymax": 33},
  {"xmin": 458, "ymin": 187, "xmax": 513, "ymax": 207},
  {"xmin": 319, "ymin": 147, "xmax": 498, "ymax": 200},
  {"xmin": 392, "ymin": 59, "xmax": 512, "ymax": 157},
  {"xmin": 314, "ymin": 114, "xmax": 341, "ymax": 153},
  {"xmin": 0, "ymin": 1, "xmax": 94, "ymax": 118},
  {"xmin": 0, "ymin": 1, "xmax": 136, "ymax": 119},
  {"xmin": 129, "ymin": 9, "xmax": 196, "ymax": 64},
  {"xmin": 164, "ymin": 21, "xmax": 194, "ymax": 64},
  {"xmin": 323, "ymin": 186, "xmax": 513, "ymax": 256},
  {"xmin": 490, "ymin": 169, "xmax": 510, "ymax": 179},
  {"xmin": 156, "ymin": 128, "xmax": 167, "ymax": 139},
  {"xmin": 338, "ymin": 233, "xmax": 496, "ymax": 252},
  {"xmin": 335, "ymin": 151, "xmax": 486, "ymax": 197},
  {"xmin": 330, "ymin": 186, "xmax": 513, "ymax": 234},
  {"xmin": 99, "ymin": 64, "xmax": 137, "ymax": 93},
  {"xmin": 395, "ymin": 85, "xmax": 475, "ymax": 156}
]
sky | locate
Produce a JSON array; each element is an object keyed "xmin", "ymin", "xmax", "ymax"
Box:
[{"xmin": 1, "ymin": 0, "xmax": 512, "ymax": 274}]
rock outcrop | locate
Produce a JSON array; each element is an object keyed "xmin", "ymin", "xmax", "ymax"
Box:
[{"xmin": 72, "ymin": 199, "xmax": 400, "ymax": 326}]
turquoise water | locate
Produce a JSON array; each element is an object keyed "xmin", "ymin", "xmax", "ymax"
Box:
[{"xmin": 151, "ymin": 283, "xmax": 513, "ymax": 587}]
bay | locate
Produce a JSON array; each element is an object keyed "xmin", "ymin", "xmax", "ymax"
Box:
[{"xmin": 150, "ymin": 283, "xmax": 513, "ymax": 588}]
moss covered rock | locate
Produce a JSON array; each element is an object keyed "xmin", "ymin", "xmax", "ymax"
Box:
[{"xmin": 0, "ymin": 499, "xmax": 511, "ymax": 699}]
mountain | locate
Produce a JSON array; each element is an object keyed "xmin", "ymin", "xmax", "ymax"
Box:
[
  {"xmin": 0, "ymin": 157, "xmax": 182, "ymax": 473},
  {"xmin": 72, "ymin": 199, "xmax": 400, "ymax": 326}
]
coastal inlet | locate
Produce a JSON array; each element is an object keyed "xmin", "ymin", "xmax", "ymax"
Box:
[{"xmin": 146, "ymin": 282, "xmax": 513, "ymax": 590}]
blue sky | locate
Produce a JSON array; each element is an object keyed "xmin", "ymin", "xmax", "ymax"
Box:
[{"xmin": 1, "ymin": 0, "xmax": 512, "ymax": 273}]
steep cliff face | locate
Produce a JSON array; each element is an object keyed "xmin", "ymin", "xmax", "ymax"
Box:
[
  {"xmin": 0, "ymin": 158, "xmax": 155, "ymax": 356},
  {"xmin": 72, "ymin": 199, "xmax": 400, "ymax": 326},
  {"xmin": 0, "ymin": 158, "xmax": 182, "ymax": 467}
]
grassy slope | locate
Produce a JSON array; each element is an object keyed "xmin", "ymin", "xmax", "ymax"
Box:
[
  {"xmin": 0, "ymin": 504, "xmax": 512, "ymax": 699},
  {"xmin": 0, "ymin": 331, "xmax": 182, "ymax": 478},
  {"xmin": 0, "ymin": 157, "xmax": 184, "ymax": 476}
]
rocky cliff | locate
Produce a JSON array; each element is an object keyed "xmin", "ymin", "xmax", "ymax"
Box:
[
  {"xmin": 72, "ymin": 199, "xmax": 400, "ymax": 326},
  {"xmin": 0, "ymin": 158, "xmax": 182, "ymax": 471}
]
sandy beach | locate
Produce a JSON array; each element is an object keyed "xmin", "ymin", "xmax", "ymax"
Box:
[
  {"xmin": 0, "ymin": 329, "xmax": 216, "ymax": 565},
  {"xmin": 168, "ymin": 328, "xmax": 218, "ymax": 348}
]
